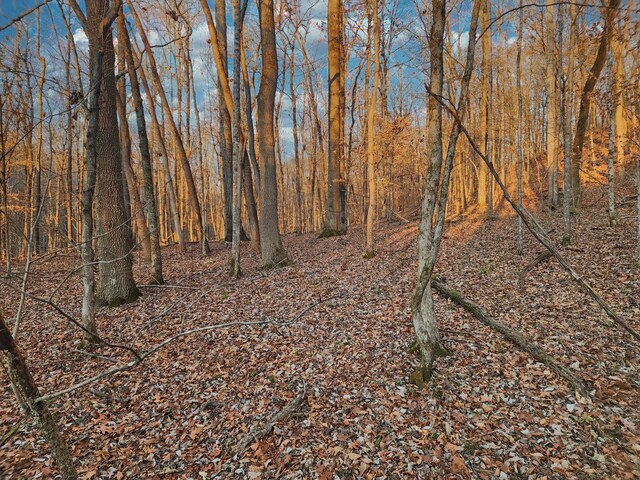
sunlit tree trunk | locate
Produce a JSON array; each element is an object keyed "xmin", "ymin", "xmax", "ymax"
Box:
[
  {"xmin": 322, "ymin": 0, "xmax": 347, "ymax": 237},
  {"xmin": 545, "ymin": 0, "xmax": 559, "ymax": 208},
  {"xmin": 81, "ymin": 0, "xmax": 139, "ymax": 309},
  {"xmin": 257, "ymin": 0, "xmax": 288, "ymax": 267},
  {"xmin": 364, "ymin": 0, "xmax": 380, "ymax": 258},
  {"xmin": 569, "ymin": 0, "xmax": 620, "ymax": 207},
  {"xmin": 516, "ymin": 0, "xmax": 524, "ymax": 253}
]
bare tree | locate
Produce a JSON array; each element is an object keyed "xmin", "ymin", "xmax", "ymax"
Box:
[
  {"xmin": 322, "ymin": 0, "xmax": 347, "ymax": 237},
  {"xmin": 256, "ymin": 0, "xmax": 289, "ymax": 267}
]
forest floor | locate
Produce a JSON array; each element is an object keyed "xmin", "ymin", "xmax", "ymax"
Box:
[{"xmin": 1, "ymin": 184, "xmax": 640, "ymax": 479}]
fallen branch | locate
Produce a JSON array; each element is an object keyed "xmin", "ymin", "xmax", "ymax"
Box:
[
  {"xmin": 33, "ymin": 299, "xmax": 328, "ymax": 405},
  {"xmin": 432, "ymin": 277, "xmax": 590, "ymax": 401},
  {"xmin": 428, "ymin": 89, "xmax": 640, "ymax": 344},
  {"xmin": 518, "ymin": 251, "xmax": 553, "ymax": 285},
  {"xmin": 233, "ymin": 384, "xmax": 307, "ymax": 456},
  {"xmin": 0, "ymin": 418, "xmax": 24, "ymax": 448}
]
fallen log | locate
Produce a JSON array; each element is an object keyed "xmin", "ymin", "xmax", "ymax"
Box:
[
  {"xmin": 432, "ymin": 278, "xmax": 590, "ymax": 402},
  {"xmin": 233, "ymin": 386, "xmax": 307, "ymax": 456}
]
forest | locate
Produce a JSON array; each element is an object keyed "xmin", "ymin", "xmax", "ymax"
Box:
[{"xmin": 0, "ymin": 0, "xmax": 639, "ymax": 477}]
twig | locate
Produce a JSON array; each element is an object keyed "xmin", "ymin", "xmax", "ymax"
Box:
[
  {"xmin": 71, "ymin": 348, "xmax": 119, "ymax": 364},
  {"xmin": 233, "ymin": 383, "xmax": 307, "ymax": 456},
  {"xmin": 0, "ymin": 418, "xmax": 24, "ymax": 447}
]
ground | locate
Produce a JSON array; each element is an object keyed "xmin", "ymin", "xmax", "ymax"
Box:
[{"xmin": 1, "ymin": 186, "xmax": 639, "ymax": 479}]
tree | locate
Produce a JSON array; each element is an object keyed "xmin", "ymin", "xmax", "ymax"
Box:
[
  {"xmin": 322, "ymin": 0, "xmax": 347, "ymax": 237},
  {"xmin": 1, "ymin": 314, "xmax": 77, "ymax": 479},
  {"xmin": 117, "ymin": 10, "xmax": 164, "ymax": 285},
  {"xmin": 545, "ymin": 0, "xmax": 559, "ymax": 209},
  {"xmin": 569, "ymin": 0, "xmax": 621, "ymax": 207},
  {"xmin": 411, "ymin": 0, "xmax": 479, "ymax": 383},
  {"xmin": 364, "ymin": 0, "xmax": 381, "ymax": 258},
  {"xmin": 230, "ymin": 0, "xmax": 247, "ymax": 277},
  {"xmin": 129, "ymin": 0, "xmax": 209, "ymax": 255},
  {"xmin": 257, "ymin": 0, "xmax": 289, "ymax": 267}
]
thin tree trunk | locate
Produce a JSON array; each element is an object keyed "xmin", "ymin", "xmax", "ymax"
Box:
[
  {"xmin": 516, "ymin": 0, "xmax": 524, "ymax": 254},
  {"xmin": 136, "ymin": 52, "xmax": 184, "ymax": 251},
  {"xmin": 118, "ymin": 12, "xmax": 163, "ymax": 284},
  {"xmin": 560, "ymin": 5, "xmax": 573, "ymax": 244},
  {"xmin": 229, "ymin": 0, "xmax": 245, "ymax": 277},
  {"xmin": 546, "ymin": 0, "xmax": 559, "ymax": 208},
  {"xmin": 569, "ymin": 0, "xmax": 621, "ymax": 207},
  {"xmin": 364, "ymin": 0, "xmax": 380, "ymax": 258},
  {"xmin": 129, "ymin": 1, "xmax": 209, "ymax": 254}
]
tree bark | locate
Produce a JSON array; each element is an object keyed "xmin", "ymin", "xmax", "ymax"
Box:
[
  {"xmin": 364, "ymin": 0, "xmax": 380, "ymax": 258},
  {"xmin": 545, "ymin": 0, "xmax": 559, "ymax": 208},
  {"xmin": 569, "ymin": 0, "xmax": 620, "ymax": 207},
  {"xmin": 1, "ymin": 315, "xmax": 78, "ymax": 479},
  {"xmin": 257, "ymin": 0, "xmax": 288, "ymax": 267},
  {"xmin": 85, "ymin": 0, "xmax": 139, "ymax": 308},
  {"xmin": 117, "ymin": 12, "xmax": 164, "ymax": 284},
  {"xmin": 322, "ymin": 0, "xmax": 347, "ymax": 237}
]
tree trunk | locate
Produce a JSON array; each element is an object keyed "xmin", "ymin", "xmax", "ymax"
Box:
[
  {"xmin": 117, "ymin": 12, "xmax": 164, "ymax": 284},
  {"xmin": 257, "ymin": 0, "xmax": 289, "ymax": 267},
  {"xmin": 364, "ymin": 0, "xmax": 380, "ymax": 258},
  {"xmin": 2, "ymin": 315, "xmax": 77, "ymax": 478},
  {"xmin": 569, "ymin": 0, "xmax": 621, "ymax": 207},
  {"xmin": 322, "ymin": 0, "xmax": 347, "ymax": 237},
  {"xmin": 412, "ymin": 0, "xmax": 449, "ymax": 383},
  {"xmin": 87, "ymin": 0, "xmax": 139, "ymax": 308},
  {"xmin": 516, "ymin": 0, "xmax": 524, "ymax": 253},
  {"xmin": 135, "ymin": 58, "xmax": 184, "ymax": 250},
  {"xmin": 545, "ymin": 0, "xmax": 559, "ymax": 208},
  {"xmin": 230, "ymin": 0, "xmax": 245, "ymax": 277}
]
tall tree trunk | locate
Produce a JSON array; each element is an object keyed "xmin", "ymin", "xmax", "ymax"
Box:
[
  {"xmin": 34, "ymin": 8, "xmax": 45, "ymax": 254},
  {"xmin": 129, "ymin": 1, "xmax": 209, "ymax": 254},
  {"xmin": 560, "ymin": 4, "xmax": 574, "ymax": 244},
  {"xmin": 569, "ymin": 0, "xmax": 621, "ymax": 207},
  {"xmin": 412, "ymin": 0, "xmax": 480, "ymax": 384},
  {"xmin": 289, "ymin": 42, "xmax": 303, "ymax": 234},
  {"xmin": 606, "ymin": 51, "xmax": 616, "ymax": 227},
  {"xmin": 477, "ymin": 0, "xmax": 491, "ymax": 216},
  {"xmin": 257, "ymin": 0, "xmax": 289, "ymax": 267},
  {"xmin": 635, "ymin": 93, "xmax": 640, "ymax": 266},
  {"xmin": 412, "ymin": 0, "xmax": 448, "ymax": 383},
  {"xmin": 117, "ymin": 12, "xmax": 163, "ymax": 284},
  {"xmin": 545, "ymin": 0, "xmax": 559, "ymax": 208},
  {"xmin": 364, "ymin": 0, "xmax": 380, "ymax": 258},
  {"xmin": 322, "ymin": 0, "xmax": 347, "ymax": 237},
  {"xmin": 229, "ymin": 0, "xmax": 245, "ymax": 277},
  {"xmin": 516, "ymin": 0, "xmax": 524, "ymax": 253},
  {"xmin": 86, "ymin": 0, "xmax": 139, "ymax": 308},
  {"xmin": 115, "ymin": 71, "xmax": 151, "ymax": 264},
  {"xmin": 136, "ymin": 60, "xmax": 184, "ymax": 251}
]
